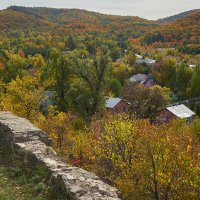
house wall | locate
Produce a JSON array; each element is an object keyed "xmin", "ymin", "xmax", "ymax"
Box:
[
  {"xmin": 155, "ymin": 109, "xmax": 195, "ymax": 124},
  {"xmin": 107, "ymin": 101, "xmax": 129, "ymax": 115},
  {"xmin": 186, "ymin": 115, "xmax": 196, "ymax": 124},
  {"xmin": 155, "ymin": 109, "xmax": 177, "ymax": 124}
]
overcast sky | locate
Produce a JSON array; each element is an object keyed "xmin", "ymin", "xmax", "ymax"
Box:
[{"xmin": 0, "ymin": 0, "xmax": 199, "ymax": 19}]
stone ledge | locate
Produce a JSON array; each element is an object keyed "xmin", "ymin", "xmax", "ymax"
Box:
[{"xmin": 0, "ymin": 112, "xmax": 120, "ymax": 200}]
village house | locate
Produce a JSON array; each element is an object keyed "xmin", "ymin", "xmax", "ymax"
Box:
[
  {"xmin": 135, "ymin": 58, "xmax": 156, "ymax": 66},
  {"xmin": 134, "ymin": 54, "xmax": 156, "ymax": 66},
  {"xmin": 129, "ymin": 73, "xmax": 158, "ymax": 87},
  {"xmin": 135, "ymin": 54, "xmax": 143, "ymax": 59},
  {"xmin": 189, "ymin": 64, "xmax": 196, "ymax": 68},
  {"xmin": 143, "ymin": 79, "xmax": 158, "ymax": 87},
  {"xmin": 105, "ymin": 97, "xmax": 129, "ymax": 114},
  {"xmin": 155, "ymin": 104, "xmax": 196, "ymax": 124},
  {"xmin": 129, "ymin": 73, "xmax": 148, "ymax": 84}
]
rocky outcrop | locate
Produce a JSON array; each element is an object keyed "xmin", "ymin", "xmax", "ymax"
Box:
[{"xmin": 0, "ymin": 112, "xmax": 120, "ymax": 200}]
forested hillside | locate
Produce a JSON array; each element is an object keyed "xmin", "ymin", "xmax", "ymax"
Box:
[
  {"xmin": 142, "ymin": 11, "xmax": 200, "ymax": 51},
  {"xmin": 157, "ymin": 9, "xmax": 200, "ymax": 23},
  {"xmin": 0, "ymin": 6, "xmax": 160, "ymax": 61},
  {"xmin": 0, "ymin": 9, "xmax": 54, "ymax": 35},
  {"xmin": 4, "ymin": 6, "xmax": 158, "ymax": 37},
  {"xmin": 2, "ymin": 6, "xmax": 199, "ymax": 51},
  {"xmin": 9, "ymin": 6, "xmax": 153, "ymax": 25}
]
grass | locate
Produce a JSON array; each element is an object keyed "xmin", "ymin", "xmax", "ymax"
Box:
[{"xmin": 0, "ymin": 151, "xmax": 54, "ymax": 200}]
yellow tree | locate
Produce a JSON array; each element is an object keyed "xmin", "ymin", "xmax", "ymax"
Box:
[
  {"xmin": 28, "ymin": 54, "xmax": 45, "ymax": 68},
  {"xmin": 35, "ymin": 108, "xmax": 93, "ymax": 167},
  {"xmin": 0, "ymin": 79, "xmax": 5, "ymax": 110},
  {"xmin": 91, "ymin": 114, "xmax": 200, "ymax": 200},
  {"xmin": 1, "ymin": 76, "xmax": 44, "ymax": 120}
]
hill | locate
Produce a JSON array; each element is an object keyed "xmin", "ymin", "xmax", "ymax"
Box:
[
  {"xmin": 1, "ymin": 6, "xmax": 199, "ymax": 53},
  {"xmin": 0, "ymin": 9, "xmax": 54, "ymax": 35},
  {"xmin": 9, "ymin": 6, "xmax": 156, "ymax": 26},
  {"xmin": 3, "ymin": 6, "xmax": 158, "ymax": 37},
  {"xmin": 142, "ymin": 11, "xmax": 200, "ymax": 48},
  {"xmin": 157, "ymin": 9, "xmax": 200, "ymax": 23}
]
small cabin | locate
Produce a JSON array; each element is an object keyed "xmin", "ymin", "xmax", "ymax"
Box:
[
  {"xmin": 105, "ymin": 97, "xmax": 129, "ymax": 114},
  {"xmin": 129, "ymin": 74, "xmax": 148, "ymax": 84},
  {"xmin": 156, "ymin": 104, "xmax": 195, "ymax": 124},
  {"xmin": 129, "ymin": 74, "xmax": 159, "ymax": 87},
  {"xmin": 135, "ymin": 58, "xmax": 156, "ymax": 66}
]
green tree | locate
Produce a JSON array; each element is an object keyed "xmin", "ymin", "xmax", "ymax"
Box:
[
  {"xmin": 66, "ymin": 35, "xmax": 76, "ymax": 51},
  {"xmin": 44, "ymin": 49, "xmax": 72, "ymax": 112},
  {"xmin": 176, "ymin": 62, "xmax": 192, "ymax": 97},
  {"xmin": 0, "ymin": 52, "xmax": 27, "ymax": 83},
  {"xmin": 110, "ymin": 46, "xmax": 120, "ymax": 61},
  {"xmin": 190, "ymin": 64, "xmax": 200, "ymax": 96},
  {"xmin": 70, "ymin": 50, "xmax": 111, "ymax": 118},
  {"xmin": 152, "ymin": 58, "xmax": 176, "ymax": 90},
  {"xmin": 123, "ymin": 84, "xmax": 170, "ymax": 119},
  {"xmin": 112, "ymin": 63, "xmax": 130, "ymax": 85},
  {"xmin": 109, "ymin": 79, "xmax": 122, "ymax": 97},
  {"xmin": 125, "ymin": 52, "xmax": 136, "ymax": 66}
]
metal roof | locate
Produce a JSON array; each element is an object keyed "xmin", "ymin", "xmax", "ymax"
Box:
[
  {"xmin": 167, "ymin": 104, "xmax": 195, "ymax": 118},
  {"xmin": 106, "ymin": 97, "xmax": 122, "ymax": 108},
  {"xmin": 145, "ymin": 59, "xmax": 156, "ymax": 64},
  {"xmin": 135, "ymin": 54, "xmax": 143, "ymax": 59},
  {"xmin": 135, "ymin": 58, "xmax": 156, "ymax": 65},
  {"xmin": 129, "ymin": 74, "xmax": 148, "ymax": 83},
  {"xmin": 143, "ymin": 79, "xmax": 157, "ymax": 87},
  {"xmin": 129, "ymin": 76, "xmax": 137, "ymax": 82}
]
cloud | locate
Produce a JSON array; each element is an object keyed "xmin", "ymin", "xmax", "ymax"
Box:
[{"xmin": 0, "ymin": 0, "xmax": 199, "ymax": 19}]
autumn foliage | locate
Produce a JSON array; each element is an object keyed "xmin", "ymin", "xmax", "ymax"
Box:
[
  {"xmin": 35, "ymin": 113, "xmax": 200, "ymax": 200},
  {"xmin": 0, "ymin": 6, "xmax": 200, "ymax": 200}
]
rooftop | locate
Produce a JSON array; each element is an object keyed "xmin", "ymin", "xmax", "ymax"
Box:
[
  {"xmin": 143, "ymin": 79, "xmax": 158, "ymax": 87},
  {"xmin": 129, "ymin": 74, "xmax": 148, "ymax": 83},
  {"xmin": 135, "ymin": 54, "xmax": 143, "ymax": 59},
  {"xmin": 106, "ymin": 97, "xmax": 122, "ymax": 108},
  {"xmin": 135, "ymin": 58, "xmax": 156, "ymax": 65},
  {"xmin": 167, "ymin": 104, "xmax": 195, "ymax": 118}
]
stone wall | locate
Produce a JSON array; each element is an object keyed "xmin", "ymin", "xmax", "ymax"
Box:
[{"xmin": 0, "ymin": 112, "xmax": 120, "ymax": 200}]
